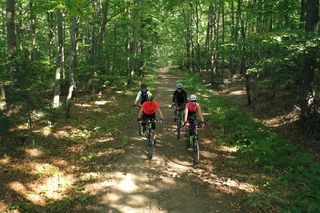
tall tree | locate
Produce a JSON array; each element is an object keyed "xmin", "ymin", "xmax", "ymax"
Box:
[
  {"xmin": 29, "ymin": 1, "xmax": 37, "ymax": 60},
  {"xmin": 66, "ymin": 16, "xmax": 79, "ymax": 118},
  {"xmin": 6, "ymin": 0, "xmax": 17, "ymax": 82},
  {"xmin": 299, "ymin": 0, "xmax": 319, "ymax": 120},
  {"xmin": 53, "ymin": 10, "xmax": 64, "ymax": 108}
]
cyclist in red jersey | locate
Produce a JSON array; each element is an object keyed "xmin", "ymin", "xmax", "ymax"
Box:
[{"xmin": 138, "ymin": 93, "xmax": 164, "ymax": 143}]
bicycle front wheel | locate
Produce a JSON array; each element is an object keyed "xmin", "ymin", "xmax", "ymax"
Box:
[
  {"xmin": 177, "ymin": 116, "xmax": 182, "ymax": 139},
  {"xmin": 147, "ymin": 132, "xmax": 154, "ymax": 160},
  {"xmin": 192, "ymin": 136, "xmax": 199, "ymax": 165}
]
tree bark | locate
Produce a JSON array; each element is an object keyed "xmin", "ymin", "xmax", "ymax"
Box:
[
  {"xmin": 47, "ymin": 12, "xmax": 55, "ymax": 63},
  {"xmin": 205, "ymin": 2, "xmax": 214, "ymax": 72},
  {"xmin": 97, "ymin": 0, "xmax": 110, "ymax": 71},
  {"xmin": 0, "ymin": 83, "xmax": 6, "ymax": 110},
  {"xmin": 29, "ymin": 2, "xmax": 37, "ymax": 60},
  {"xmin": 6, "ymin": 0, "xmax": 17, "ymax": 82},
  {"xmin": 53, "ymin": 10, "xmax": 64, "ymax": 108},
  {"xmin": 111, "ymin": 22, "xmax": 117, "ymax": 73},
  {"xmin": 91, "ymin": 0, "xmax": 98, "ymax": 66},
  {"xmin": 126, "ymin": 0, "xmax": 133, "ymax": 87},
  {"xmin": 66, "ymin": 16, "xmax": 79, "ymax": 119},
  {"xmin": 195, "ymin": 0, "xmax": 201, "ymax": 72},
  {"xmin": 182, "ymin": 7, "xmax": 191, "ymax": 72},
  {"xmin": 299, "ymin": 0, "xmax": 319, "ymax": 120}
]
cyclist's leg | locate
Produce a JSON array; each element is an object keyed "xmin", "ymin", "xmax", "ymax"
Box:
[
  {"xmin": 173, "ymin": 106, "xmax": 177, "ymax": 122},
  {"xmin": 150, "ymin": 113, "xmax": 156, "ymax": 141},
  {"xmin": 142, "ymin": 112, "xmax": 148, "ymax": 131},
  {"xmin": 179, "ymin": 103, "xmax": 185, "ymax": 121}
]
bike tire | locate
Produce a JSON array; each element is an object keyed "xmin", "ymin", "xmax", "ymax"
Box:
[
  {"xmin": 177, "ymin": 116, "xmax": 181, "ymax": 139},
  {"xmin": 147, "ymin": 132, "xmax": 154, "ymax": 159},
  {"xmin": 139, "ymin": 122, "xmax": 142, "ymax": 136},
  {"xmin": 192, "ymin": 136, "xmax": 200, "ymax": 165},
  {"xmin": 184, "ymin": 135, "xmax": 191, "ymax": 149}
]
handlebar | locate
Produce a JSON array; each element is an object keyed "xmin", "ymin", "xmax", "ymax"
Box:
[
  {"xmin": 183, "ymin": 121, "xmax": 206, "ymax": 128},
  {"xmin": 137, "ymin": 118, "xmax": 164, "ymax": 123}
]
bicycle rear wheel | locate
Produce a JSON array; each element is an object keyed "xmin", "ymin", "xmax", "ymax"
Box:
[{"xmin": 192, "ymin": 136, "xmax": 199, "ymax": 165}]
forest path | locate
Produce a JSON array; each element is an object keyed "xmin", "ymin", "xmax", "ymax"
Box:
[{"xmin": 86, "ymin": 68, "xmax": 250, "ymax": 212}]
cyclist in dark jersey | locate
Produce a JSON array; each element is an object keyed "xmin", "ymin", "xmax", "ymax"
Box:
[
  {"xmin": 133, "ymin": 84, "xmax": 151, "ymax": 107},
  {"xmin": 172, "ymin": 83, "xmax": 187, "ymax": 122},
  {"xmin": 138, "ymin": 93, "xmax": 164, "ymax": 143}
]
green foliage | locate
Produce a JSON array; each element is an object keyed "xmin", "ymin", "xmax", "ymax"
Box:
[
  {"xmin": 80, "ymin": 152, "xmax": 96, "ymax": 163},
  {"xmin": 182, "ymin": 73, "xmax": 320, "ymax": 211}
]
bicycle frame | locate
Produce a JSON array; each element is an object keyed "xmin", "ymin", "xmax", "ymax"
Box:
[
  {"xmin": 140, "ymin": 119, "xmax": 161, "ymax": 160},
  {"xmin": 185, "ymin": 121, "xmax": 202, "ymax": 165}
]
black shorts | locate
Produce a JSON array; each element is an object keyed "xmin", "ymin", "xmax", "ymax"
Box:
[
  {"xmin": 142, "ymin": 113, "xmax": 156, "ymax": 129},
  {"xmin": 187, "ymin": 112, "xmax": 197, "ymax": 125}
]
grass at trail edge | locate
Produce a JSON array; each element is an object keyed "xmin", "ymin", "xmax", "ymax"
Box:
[{"xmin": 181, "ymin": 73, "xmax": 320, "ymax": 212}]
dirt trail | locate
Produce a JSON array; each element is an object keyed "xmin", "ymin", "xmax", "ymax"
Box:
[{"xmin": 85, "ymin": 68, "xmax": 246, "ymax": 212}]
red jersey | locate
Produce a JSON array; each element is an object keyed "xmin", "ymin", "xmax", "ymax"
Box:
[
  {"xmin": 187, "ymin": 102, "xmax": 198, "ymax": 112},
  {"xmin": 142, "ymin": 101, "xmax": 159, "ymax": 115}
]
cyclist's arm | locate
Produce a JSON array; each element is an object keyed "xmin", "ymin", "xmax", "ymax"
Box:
[
  {"xmin": 172, "ymin": 91, "xmax": 177, "ymax": 103},
  {"xmin": 138, "ymin": 107, "xmax": 143, "ymax": 118},
  {"xmin": 134, "ymin": 91, "xmax": 142, "ymax": 106},
  {"xmin": 156, "ymin": 107, "xmax": 164, "ymax": 119},
  {"xmin": 184, "ymin": 107, "xmax": 189, "ymax": 123},
  {"xmin": 135, "ymin": 91, "xmax": 142, "ymax": 101},
  {"xmin": 197, "ymin": 104, "xmax": 205, "ymax": 122}
]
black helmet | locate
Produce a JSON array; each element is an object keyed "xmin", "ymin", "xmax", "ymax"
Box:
[{"xmin": 141, "ymin": 84, "xmax": 147, "ymax": 89}]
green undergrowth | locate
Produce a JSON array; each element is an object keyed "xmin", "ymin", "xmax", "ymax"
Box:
[
  {"xmin": 181, "ymin": 73, "xmax": 320, "ymax": 212},
  {"xmin": 3, "ymin": 73, "xmax": 159, "ymax": 213}
]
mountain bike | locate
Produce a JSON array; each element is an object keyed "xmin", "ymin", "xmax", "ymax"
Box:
[
  {"xmin": 184, "ymin": 121, "xmax": 205, "ymax": 165},
  {"xmin": 171, "ymin": 104, "xmax": 184, "ymax": 139},
  {"xmin": 138, "ymin": 118, "xmax": 162, "ymax": 160}
]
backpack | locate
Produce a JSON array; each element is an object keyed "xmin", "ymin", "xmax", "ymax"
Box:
[{"xmin": 140, "ymin": 89, "xmax": 148, "ymax": 104}]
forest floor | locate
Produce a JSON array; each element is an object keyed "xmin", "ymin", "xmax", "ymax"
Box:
[
  {"xmin": 217, "ymin": 83, "xmax": 320, "ymax": 156},
  {"xmin": 0, "ymin": 68, "xmax": 260, "ymax": 212}
]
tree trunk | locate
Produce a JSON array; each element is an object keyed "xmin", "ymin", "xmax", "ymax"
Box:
[
  {"xmin": 91, "ymin": 0, "xmax": 97, "ymax": 66},
  {"xmin": 66, "ymin": 16, "xmax": 79, "ymax": 119},
  {"xmin": 47, "ymin": 12, "xmax": 55, "ymax": 63},
  {"xmin": 0, "ymin": 83, "xmax": 6, "ymax": 110},
  {"xmin": 195, "ymin": 0, "xmax": 201, "ymax": 72},
  {"xmin": 300, "ymin": 0, "xmax": 319, "ymax": 120},
  {"xmin": 97, "ymin": 0, "xmax": 110, "ymax": 71},
  {"xmin": 126, "ymin": 0, "xmax": 133, "ymax": 87},
  {"xmin": 205, "ymin": 3, "xmax": 213, "ymax": 72},
  {"xmin": 53, "ymin": 10, "xmax": 64, "ymax": 108},
  {"xmin": 300, "ymin": 0, "xmax": 306, "ymax": 28},
  {"xmin": 6, "ymin": 0, "xmax": 17, "ymax": 82},
  {"xmin": 29, "ymin": 2, "xmax": 37, "ymax": 60},
  {"xmin": 182, "ymin": 7, "xmax": 191, "ymax": 72},
  {"xmin": 131, "ymin": 0, "xmax": 141, "ymax": 76},
  {"xmin": 210, "ymin": 1, "xmax": 217, "ymax": 86},
  {"xmin": 111, "ymin": 22, "xmax": 117, "ymax": 73},
  {"xmin": 221, "ymin": 0, "xmax": 225, "ymax": 83}
]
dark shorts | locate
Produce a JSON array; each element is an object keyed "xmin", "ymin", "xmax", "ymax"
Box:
[
  {"xmin": 187, "ymin": 112, "xmax": 197, "ymax": 134},
  {"xmin": 142, "ymin": 113, "xmax": 156, "ymax": 129},
  {"xmin": 187, "ymin": 112, "xmax": 197, "ymax": 123}
]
